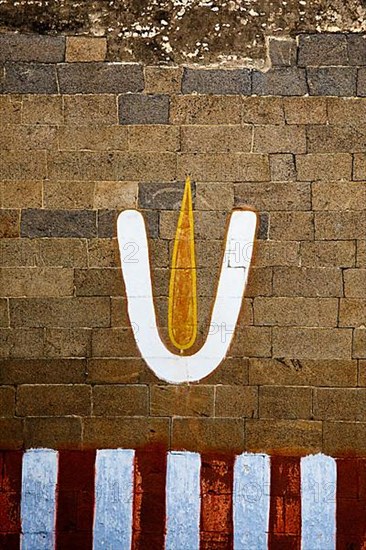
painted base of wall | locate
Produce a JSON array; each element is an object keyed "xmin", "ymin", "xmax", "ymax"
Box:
[{"xmin": 0, "ymin": 447, "xmax": 364, "ymax": 549}]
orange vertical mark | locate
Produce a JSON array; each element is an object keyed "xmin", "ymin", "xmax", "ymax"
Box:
[{"xmin": 168, "ymin": 177, "xmax": 197, "ymax": 351}]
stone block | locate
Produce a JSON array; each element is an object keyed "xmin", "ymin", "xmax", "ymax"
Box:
[
  {"xmin": 273, "ymin": 267, "xmax": 342, "ymax": 297},
  {"xmin": 0, "ymin": 210, "xmax": 19, "ymax": 238},
  {"xmin": 269, "ymin": 38, "xmax": 297, "ymax": 66},
  {"xmin": 235, "ymin": 182, "xmax": 310, "ymax": 211},
  {"xmin": 269, "ymin": 154, "xmax": 296, "ymax": 181},
  {"xmin": 269, "ymin": 212, "xmax": 314, "ymax": 241},
  {"xmin": 83, "ymin": 417, "xmax": 169, "ymax": 448},
  {"xmin": 215, "ymin": 386, "xmax": 258, "ymax": 418},
  {"xmin": 0, "ymin": 267, "xmax": 73, "ymax": 297},
  {"xmin": 119, "ymin": 94, "xmax": 169, "ymax": 124},
  {"xmin": 63, "ymin": 95, "xmax": 118, "ymax": 125},
  {"xmin": 0, "ymin": 150, "xmax": 46, "ymax": 181},
  {"xmin": 182, "ymin": 68, "xmax": 251, "ymax": 94},
  {"xmin": 284, "ymin": 97, "xmax": 327, "ymax": 124},
  {"xmin": 24, "ymin": 417, "xmax": 82, "ymax": 449},
  {"xmin": 296, "ymin": 153, "xmax": 352, "ymax": 181},
  {"xmin": 144, "ymin": 66, "xmax": 182, "ymax": 94},
  {"xmin": 74, "ymin": 268, "xmax": 122, "ymax": 296},
  {"xmin": 172, "ymin": 418, "xmax": 244, "ymax": 452},
  {"xmin": 298, "ymin": 34, "xmax": 348, "ymax": 66},
  {"xmin": 0, "ymin": 96, "xmax": 21, "ymax": 124},
  {"xmin": 307, "ymin": 125, "xmax": 366, "ymax": 153},
  {"xmin": 254, "ymin": 297, "xmax": 338, "ymax": 327},
  {"xmin": 348, "ymin": 34, "xmax": 366, "ymax": 65},
  {"xmin": 242, "ymin": 97, "xmax": 284, "ymax": 124},
  {"xmin": 273, "ymin": 327, "xmax": 352, "ymax": 359},
  {"xmin": 312, "ymin": 181, "xmax": 366, "ymax": 210},
  {"xmin": 4, "ymin": 62, "xmax": 58, "ymax": 93},
  {"xmin": 0, "ymin": 359, "xmax": 86, "ymax": 384},
  {"xmin": 66, "ymin": 36, "xmax": 107, "ymax": 62},
  {"xmin": 252, "ymin": 68, "xmax": 307, "ymax": 96},
  {"xmin": 339, "ymin": 299, "xmax": 366, "ymax": 327},
  {"xmin": 344, "ymin": 269, "xmax": 366, "ymax": 298},
  {"xmin": 128, "ymin": 125, "xmax": 179, "ymax": 151},
  {"xmin": 315, "ymin": 212, "xmax": 366, "ymax": 240},
  {"xmin": 0, "ymin": 34, "xmax": 65, "ymax": 62},
  {"xmin": 21, "ymin": 209, "xmax": 97, "ymax": 238},
  {"xmin": 307, "ymin": 67, "xmax": 356, "ymax": 96},
  {"xmin": 93, "ymin": 385, "xmax": 148, "ymax": 416},
  {"xmin": 181, "ymin": 125, "xmax": 252, "ymax": 153},
  {"xmin": 58, "ymin": 63, "xmax": 144, "ymax": 93},
  {"xmin": 9, "ymin": 297, "xmax": 110, "ymax": 328},
  {"xmin": 58, "ymin": 125, "xmax": 128, "ymax": 151},
  {"xmin": 2, "ymin": 181, "xmax": 42, "ymax": 208},
  {"xmin": 170, "ymin": 96, "xmax": 241, "ymax": 125},
  {"xmin": 0, "ymin": 387, "xmax": 14, "ymax": 416},
  {"xmin": 249, "ymin": 358, "xmax": 357, "ymax": 387},
  {"xmin": 44, "ymin": 328, "xmax": 91, "ymax": 358},
  {"xmin": 246, "ymin": 419, "xmax": 322, "ymax": 454},
  {"xmin": 253, "ymin": 125, "xmax": 306, "ymax": 154},
  {"xmin": 17, "ymin": 384, "xmax": 91, "ymax": 416},
  {"xmin": 300, "ymin": 241, "xmax": 355, "ymax": 268},
  {"xmin": 95, "ymin": 181, "xmax": 137, "ymax": 209},
  {"xmin": 151, "ymin": 385, "xmax": 214, "ymax": 417},
  {"xmin": 259, "ymin": 386, "xmax": 312, "ymax": 420}
]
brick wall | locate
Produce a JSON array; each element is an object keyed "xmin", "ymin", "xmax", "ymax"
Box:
[{"xmin": 0, "ymin": 33, "xmax": 365, "ymax": 456}]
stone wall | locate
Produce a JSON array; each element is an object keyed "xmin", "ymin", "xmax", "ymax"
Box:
[{"xmin": 0, "ymin": 32, "xmax": 365, "ymax": 458}]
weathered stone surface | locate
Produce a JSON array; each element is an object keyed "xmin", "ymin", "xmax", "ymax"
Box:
[
  {"xmin": 182, "ymin": 68, "xmax": 251, "ymax": 94},
  {"xmin": 0, "ymin": 34, "xmax": 65, "ymax": 62},
  {"xmin": 21, "ymin": 209, "xmax": 97, "ymax": 238},
  {"xmin": 259, "ymin": 386, "xmax": 312, "ymax": 420},
  {"xmin": 181, "ymin": 125, "xmax": 252, "ymax": 153},
  {"xmin": 66, "ymin": 36, "xmax": 107, "ymax": 62},
  {"xmin": 119, "ymin": 94, "xmax": 169, "ymax": 124},
  {"xmin": 252, "ymin": 68, "xmax": 307, "ymax": 96},
  {"xmin": 298, "ymin": 34, "xmax": 348, "ymax": 66},
  {"xmin": 4, "ymin": 62, "xmax": 58, "ymax": 93},
  {"xmin": 58, "ymin": 63, "xmax": 144, "ymax": 93},
  {"xmin": 348, "ymin": 34, "xmax": 366, "ymax": 65},
  {"xmin": 268, "ymin": 38, "xmax": 297, "ymax": 66},
  {"xmin": 307, "ymin": 67, "xmax": 357, "ymax": 96},
  {"xmin": 138, "ymin": 182, "xmax": 187, "ymax": 210}
]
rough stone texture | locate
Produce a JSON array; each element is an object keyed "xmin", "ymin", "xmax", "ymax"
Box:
[
  {"xmin": 182, "ymin": 68, "xmax": 251, "ymax": 95},
  {"xmin": 119, "ymin": 94, "xmax": 169, "ymax": 124},
  {"xmin": 66, "ymin": 36, "xmax": 107, "ymax": 62},
  {"xmin": 0, "ymin": 34, "xmax": 65, "ymax": 62},
  {"xmin": 1, "ymin": 1, "xmax": 366, "ymax": 65},
  {"xmin": 252, "ymin": 68, "xmax": 307, "ymax": 96},
  {"xmin": 58, "ymin": 63, "xmax": 144, "ymax": 93},
  {"xmin": 4, "ymin": 63, "xmax": 58, "ymax": 93},
  {"xmin": 307, "ymin": 67, "xmax": 357, "ymax": 96}
]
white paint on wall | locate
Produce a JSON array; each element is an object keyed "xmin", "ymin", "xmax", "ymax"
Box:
[
  {"xmin": 93, "ymin": 449, "xmax": 135, "ymax": 550},
  {"xmin": 301, "ymin": 453, "xmax": 337, "ymax": 550},
  {"xmin": 165, "ymin": 451, "xmax": 201, "ymax": 550},
  {"xmin": 20, "ymin": 449, "xmax": 58, "ymax": 550},
  {"xmin": 233, "ymin": 452, "xmax": 270, "ymax": 550},
  {"xmin": 117, "ymin": 208, "xmax": 257, "ymax": 383}
]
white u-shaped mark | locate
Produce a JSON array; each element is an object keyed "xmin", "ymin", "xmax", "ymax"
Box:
[{"xmin": 117, "ymin": 209, "xmax": 257, "ymax": 384}]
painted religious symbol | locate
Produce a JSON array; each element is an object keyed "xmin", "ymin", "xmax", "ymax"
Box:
[{"xmin": 117, "ymin": 178, "xmax": 257, "ymax": 383}]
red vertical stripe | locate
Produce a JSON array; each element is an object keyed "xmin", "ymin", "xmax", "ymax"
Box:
[
  {"xmin": 337, "ymin": 458, "xmax": 366, "ymax": 549},
  {"xmin": 0, "ymin": 451, "xmax": 22, "ymax": 550},
  {"xmin": 132, "ymin": 445, "xmax": 167, "ymax": 550},
  {"xmin": 55, "ymin": 450, "xmax": 96, "ymax": 550},
  {"xmin": 200, "ymin": 453, "xmax": 234, "ymax": 550},
  {"xmin": 268, "ymin": 456, "xmax": 301, "ymax": 550}
]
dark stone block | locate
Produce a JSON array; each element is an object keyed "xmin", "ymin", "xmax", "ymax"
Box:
[
  {"xmin": 258, "ymin": 212, "xmax": 269, "ymax": 240},
  {"xmin": 145, "ymin": 210, "xmax": 159, "ymax": 239},
  {"xmin": 252, "ymin": 68, "xmax": 307, "ymax": 96},
  {"xmin": 98, "ymin": 209, "xmax": 118, "ymax": 238},
  {"xmin": 4, "ymin": 63, "xmax": 58, "ymax": 93},
  {"xmin": 138, "ymin": 182, "xmax": 196, "ymax": 210},
  {"xmin": 182, "ymin": 68, "xmax": 251, "ymax": 94},
  {"xmin": 269, "ymin": 38, "xmax": 297, "ymax": 67},
  {"xmin": 21, "ymin": 209, "xmax": 97, "ymax": 238},
  {"xmin": 58, "ymin": 63, "xmax": 144, "ymax": 93},
  {"xmin": 348, "ymin": 35, "xmax": 366, "ymax": 66},
  {"xmin": 0, "ymin": 34, "xmax": 65, "ymax": 62},
  {"xmin": 307, "ymin": 67, "xmax": 356, "ymax": 96},
  {"xmin": 118, "ymin": 94, "xmax": 169, "ymax": 124},
  {"xmin": 298, "ymin": 34, "xmax": 348, "ymax": 67},
  {"xmin": 357, "ymin": 68, "xmax": 366, "ymax": 96}
]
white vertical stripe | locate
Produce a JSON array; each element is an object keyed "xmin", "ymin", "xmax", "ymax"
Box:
[
  {"xmin": 233, "ymin": 453, "xmax": 270, "ymax": 550},
  {"xmin": 93, "ymin": 449, "xmax": 135, "ymax": 550},
  {"xmin": 21, "ymin": 449, "xmax": 58, "ymax": 550},
  {"xmin": 165, "ymin": 451, "xmax": 201, "ymax": 550},
  {"xmin": 301, "ymin": 454, "xmax": 336, "ymax": 550}
]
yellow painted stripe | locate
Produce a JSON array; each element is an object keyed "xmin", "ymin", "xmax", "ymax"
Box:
[{"xmin": 168, "ymin": 177, "xmax": 197, "ymax": 351}]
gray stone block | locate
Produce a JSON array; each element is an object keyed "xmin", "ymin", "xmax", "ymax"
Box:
[
  {"xmin": 4, "ymin": 63, "xmax": 58, "ymax": 93},
  {"xmin": 252, "ymin": 68, "xmax": 307, "ymax": 96},
  {"xmin": 258, "ymin": 213, "xmax": 269, "ymax": 240},
  {"xmin": 357, "ymin": 68, "xmax": 366, "ymax": 96},
  {"xmin": 298, "ymin": 34, "xmax": 348, "ymax": 66},
  {"xmin": 119, "ymin": 94, "xmax": 169, "ymax": 124},
  {"xmin": 182, "ymin": 68, "xmax": 251, "ymax": 94},
  {"xmin": 21, "ymin": 209, "xmax": 97, "ymax": 238},
  {"xmin": 269, "ymin": 38, "xmax": 297, "ymax": 67},
  {"xmin": 58, "ymin": 63, "xmax": 144, "ymax": 93},
  {"xmin": 348, "ymin": 35, "xmax": 366, "ymax": 66},
  {"xmin": 307, "ymin": 67, "xmax": 356, "ymax": 96},
  {"xmin": 138, "ymin": 182, "xmax": 196, "ymax": 210},
  {"xmin": 0, "ymin": 34, "xmax": 65, "ymax": 62}
]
